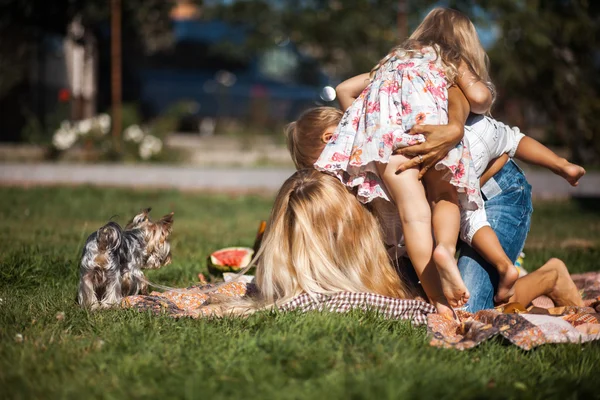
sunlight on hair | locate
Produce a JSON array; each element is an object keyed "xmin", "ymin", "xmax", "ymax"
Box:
[
  {"xmin": 371, "ymin": 7, "xmax": 495, "ymax": 112},
  {"xmin": 285, "ymin": 107, "xmax": 343, "ymax": 169},
  {"xmin": 200, "ymin": 169, "xmax": 410, "ymax": 317}
]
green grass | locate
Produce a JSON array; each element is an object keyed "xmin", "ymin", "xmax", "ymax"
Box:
[{"xmin": 1, "ymin": 187, "xmax": 599, "ymax": 400}]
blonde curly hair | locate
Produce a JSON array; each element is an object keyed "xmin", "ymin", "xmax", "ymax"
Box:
[{"xmin": 371, "ymin": 7, "xmax": 495, "ymax": 111}]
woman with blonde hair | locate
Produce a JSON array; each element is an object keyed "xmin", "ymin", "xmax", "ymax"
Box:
[
  {"xmin": 203, "ymin": 160, "xmax": 581, "ymax": 319},
  {"xmin": 204, "ymin": 168, "xmax": 411, "ymax": 316}
]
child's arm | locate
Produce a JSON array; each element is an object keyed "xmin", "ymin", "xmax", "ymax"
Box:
[
  {"xmin": 514, "ymin": 136, "xmax": 586, "ymax": 186},
  {"xmin": 336, "ymin": 73, "xmax": 371, "ymax": 111},
  {"xmin": 456, "ymin": 60, "xmax": 493, "ymax": 114},
  {"xmin": 480, "ymin": 154, "xmax": 509, "ymax": 187},
  {"xmin": 482, "ymin": 117, "xmax": 586, "ymax": 187}
]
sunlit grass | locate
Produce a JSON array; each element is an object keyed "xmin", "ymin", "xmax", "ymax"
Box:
[{"xmin": 1, "ymin": 186, "xmax": 598, "ymax": 399}]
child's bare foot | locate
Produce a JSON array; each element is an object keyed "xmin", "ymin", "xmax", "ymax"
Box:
[
  {"xmin": 433, "ymin": 245, "xmax": 469, "ymax": 308},
  {"xmin": 559, "ymin": 161, "xmax": 586, "ymax": 187},
  {"xmin": 494, "ymin": 265, "xmax": 519, "ymax": 303},
  {"xmin": 547, "ymin": 258, "xmax": 583, "ymax": 306},
  {"xmin": 431, "ymin": 298, "xmax": 458, "ymax": 321}
]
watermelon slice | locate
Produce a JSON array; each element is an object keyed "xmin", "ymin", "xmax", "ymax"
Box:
[{"xmin": 207, "ymin": 247, "xmax": 254, "ymax": 275}]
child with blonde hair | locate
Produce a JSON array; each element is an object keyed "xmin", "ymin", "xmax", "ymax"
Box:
[{"xmin": 312, "ymin": 8, "xmax": 502, "ymax": 312}]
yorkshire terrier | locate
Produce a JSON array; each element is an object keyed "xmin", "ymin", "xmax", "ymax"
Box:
[{"xmin": 77, "ymin": 208, "xmax": 174, "ymax": 310}]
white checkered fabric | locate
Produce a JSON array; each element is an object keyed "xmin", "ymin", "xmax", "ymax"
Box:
[{"xmin": 279, "ymin": 292, "xmax": 436, "ymax": 326}]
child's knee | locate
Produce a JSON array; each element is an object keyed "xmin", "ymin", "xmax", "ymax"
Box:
[{"xmin": 437, "ymin": 243, "xmax": 456, "ymax": 258}]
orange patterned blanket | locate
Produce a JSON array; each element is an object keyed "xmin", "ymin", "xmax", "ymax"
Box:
[{"xmin": 121, "ymin": 272, "xmax": 600, "ymax": 350}]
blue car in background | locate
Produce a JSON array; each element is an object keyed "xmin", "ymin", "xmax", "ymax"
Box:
[{"xmin": 139, "ymin": 20, "xmax": 336, "ymax": 131}]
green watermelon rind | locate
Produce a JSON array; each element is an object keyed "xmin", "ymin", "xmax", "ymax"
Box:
[{"xmin": 207, "ymin": 247, "xmax": 255, "ymax": 275}]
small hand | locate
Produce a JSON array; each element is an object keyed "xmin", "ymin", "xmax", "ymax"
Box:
[{"xmin": 394, "ymin": 122, "xmax": 464, "ymax": 179}]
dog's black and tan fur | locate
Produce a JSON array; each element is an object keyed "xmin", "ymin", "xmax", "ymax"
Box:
[{"xmin": 77, "ymin": 208, "xmax": 174, "ymax": 309}]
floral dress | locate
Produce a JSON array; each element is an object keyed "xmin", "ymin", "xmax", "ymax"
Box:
[{"xmin": 314, "ymin": 46, "xmax": 484, "ymax": 217}]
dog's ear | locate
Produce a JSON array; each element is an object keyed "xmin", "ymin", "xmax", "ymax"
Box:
[
  {"xmin": 159, "ymin": 212, "xmax": 174, "ymax": 233},
  {"xmin": 125, "ymin": 207, "xmax": 152, "ymax": 229}
]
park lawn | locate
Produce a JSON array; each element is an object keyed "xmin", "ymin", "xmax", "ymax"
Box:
[{"xmin": 1, "ymin": 186, "xmax": 599, "ymax": 400}]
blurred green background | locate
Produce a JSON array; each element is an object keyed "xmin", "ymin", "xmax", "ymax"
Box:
[{"xmin": 1, "ymin": 0, "xmax": 598, "ymax": 165}]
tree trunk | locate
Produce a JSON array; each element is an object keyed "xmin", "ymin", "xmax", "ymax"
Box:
[{"xmin": 111, "ymin": 0, "xmax": 122, "ymax": 153}]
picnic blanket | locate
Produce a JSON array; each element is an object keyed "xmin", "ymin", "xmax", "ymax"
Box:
[
  {"xmin": 121, "ymin": 271, "xmax": 600, "ymax": 350},
  {"xmin": 121, "ymin": 282, "xmax": 436, "ymax": 325},
  {"xmin": 429, "ymin": 271, "xmax": 600, "ymax": 350}
]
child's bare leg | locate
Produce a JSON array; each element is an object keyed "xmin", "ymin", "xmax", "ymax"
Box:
[
  {"xmin": 470, "ymin": 227, "xmax": 519, "ymax": 303},
  {"xmin": 423, "ymin": 169, "xmax": 469, "ymax": 307},
  {"xmin": 507, "ymin": 258, "xmax": 582, "ymax": 307},
  {"xmin": 377, "ymin": 156, "xmax": 453, "ymax": 318},
  {"xmin": 515, "ymin": 136, "xmax": 586, "ymax": 186}
]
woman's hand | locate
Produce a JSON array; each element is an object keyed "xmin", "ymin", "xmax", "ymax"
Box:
[{"xmin": 394, "ymin": 122, "xmax": 464, "ymax": 179}]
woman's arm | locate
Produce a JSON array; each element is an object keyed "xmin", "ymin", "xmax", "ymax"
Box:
[
  {"xmin": 336, "ymin": 73, "xmax": 371, "ymax": 111},
  {"xmin": 394, "ymin": 86, "xmax": 469, "ymax": 178},
  {"xmin": 456, "ymin": 60, "xmax": 492, "ymax": 115}
]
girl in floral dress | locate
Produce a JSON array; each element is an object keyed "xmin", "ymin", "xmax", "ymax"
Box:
[{"xmin": 315, "ymin": 8, "xmax": 518, "ymax": 312}]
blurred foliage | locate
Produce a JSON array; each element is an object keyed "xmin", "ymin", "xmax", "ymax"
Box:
[
  {"xmin": 1, "ymin": 0, "xmax": 598, "ymax": 163},
  {"xmin": 201, "ymin": 0, "xmax": 600, "ymax": 165},
  {"xmin": 447, "ymin": 0, "xmax": 600, "ymax": 165},
  {"xmin": 202, "ymin": 0, "xmax": 435, "ymax": 78},
  {"xmin": 20, "ymin": 102, "xmax": 187, "ymax": 162},
  {"xmin": 0, "ymin": 0, "xmax": 173, "ymax": 97},
  {"xmin": 21, "ymin": 102, "xmax": 71, "ymax": 145}
]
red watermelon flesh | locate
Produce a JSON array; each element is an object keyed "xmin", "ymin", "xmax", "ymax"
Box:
[{"xmin": 207, "ymin": 247, "xmax": 254, "ymax": 274}]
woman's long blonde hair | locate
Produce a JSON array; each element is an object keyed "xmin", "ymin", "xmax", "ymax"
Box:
[
  {"xmin": 285, "ymin": 107, "xmax": 343, "ymax": 169},
  {"xmin": 206, "ymin": 169, "xmax": 409, "ymax": 316},
  {"xmin": 372, "ymin": 7, "xmax": 495, "ymax": 108}
]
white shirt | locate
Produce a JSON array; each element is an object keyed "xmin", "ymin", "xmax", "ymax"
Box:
[
  {"xmin": 378, "ymin": 115, "xmax": 525, "ymax": 257},
  {"xmin": 464, "ymin": 114, "xmax": 525, "ymax": 177}
]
